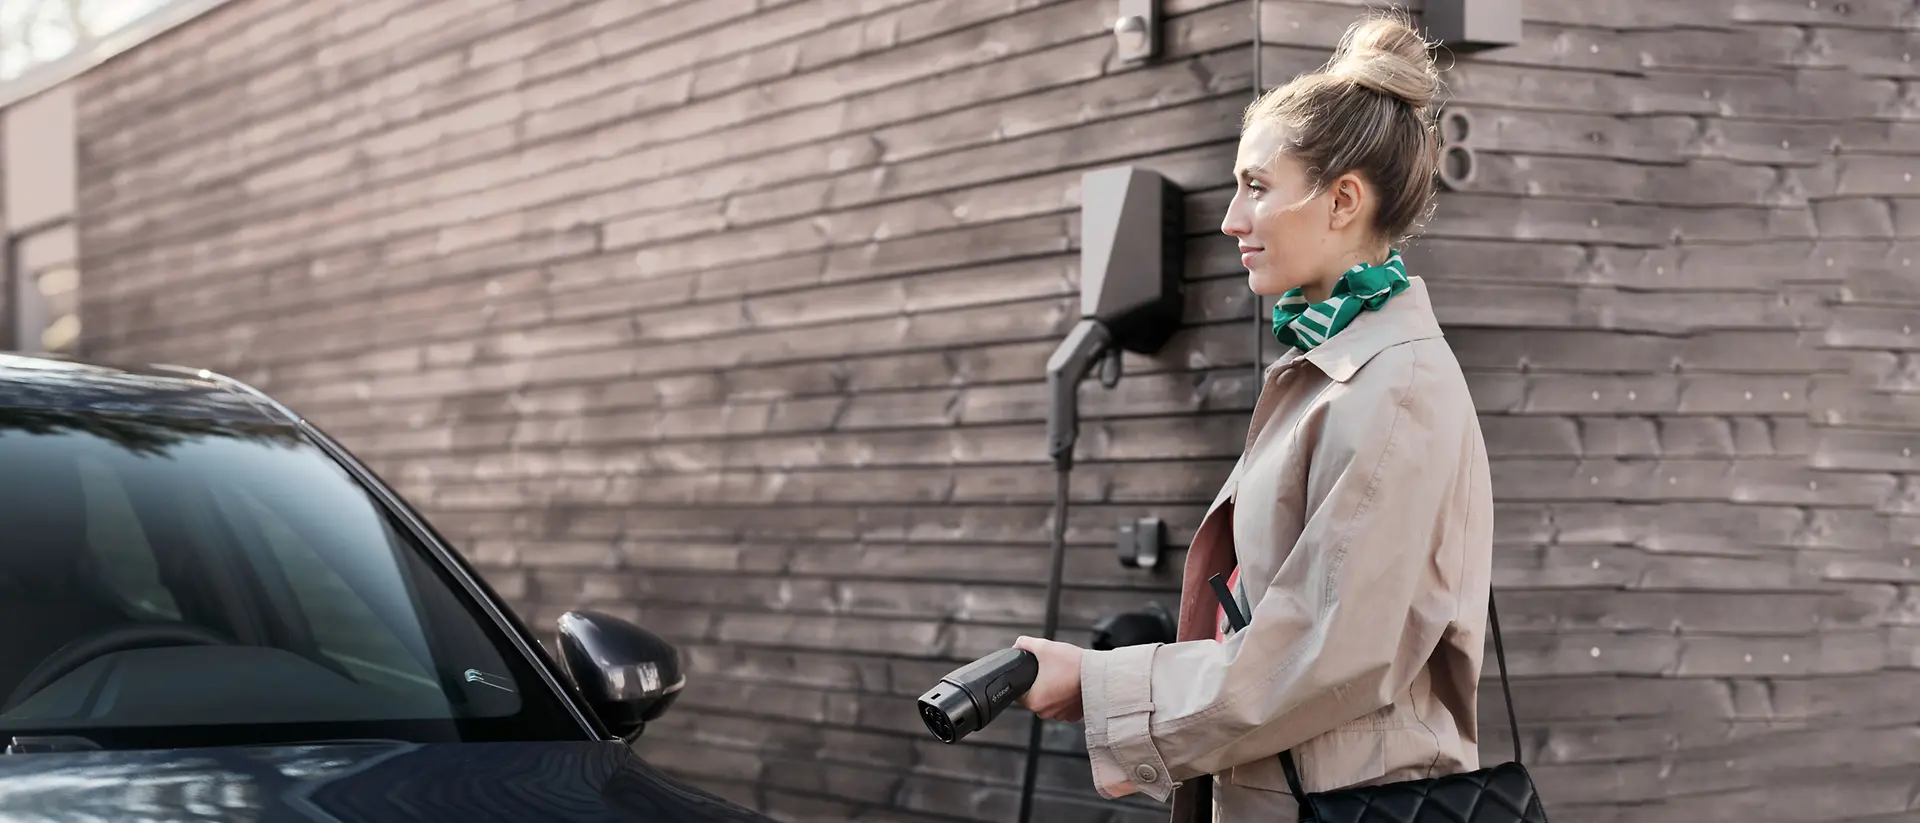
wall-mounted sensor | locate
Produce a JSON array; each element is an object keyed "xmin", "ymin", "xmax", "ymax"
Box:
[
  {"xmin": 1117, "ymin": 516, "xmax": 1165, "ymax": 570},
  {"xmin": 1425, "ymin": 0, "xmax": 1522, "ymax": 52},
  {"xmin": 1113, "ymin": 0, "xmax": 1160, "ymax": 62}
]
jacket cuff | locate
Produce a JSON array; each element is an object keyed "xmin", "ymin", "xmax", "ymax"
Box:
[{"xmin": 1080, "ymin": 642, "xmax": 1176, "ymax": 802}]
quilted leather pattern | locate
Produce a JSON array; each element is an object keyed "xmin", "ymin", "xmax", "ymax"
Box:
[{"xmin": 1299, "ymin": 761, "xmax": 1548, "ymax": 823}]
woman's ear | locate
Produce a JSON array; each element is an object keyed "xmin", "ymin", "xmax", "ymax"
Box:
[{"xmin": 1326, "ymin": 172, "xmax": 1369, "ymax": 232}]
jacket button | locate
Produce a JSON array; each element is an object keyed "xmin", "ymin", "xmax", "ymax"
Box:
[{"xmin": 1135, "ymin": 764, "xmax": 1158, "ymax": 783}]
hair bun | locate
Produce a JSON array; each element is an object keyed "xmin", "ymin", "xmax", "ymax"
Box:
[{"xmin": 1328, "ymin": 16, "xmax": 1439, "ymax": 110}]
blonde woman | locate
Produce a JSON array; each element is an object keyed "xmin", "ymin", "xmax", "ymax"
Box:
[{"xmin": 1014, "ymin": 13, "xmax": 1495, "ymax": 822}]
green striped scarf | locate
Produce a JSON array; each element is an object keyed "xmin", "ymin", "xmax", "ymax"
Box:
[{"xmin": 1272, "ymin": 250, "xmax": 1410, "ymax": 351}]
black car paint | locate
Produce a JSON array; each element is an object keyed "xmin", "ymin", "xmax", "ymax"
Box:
[
  {"xmin": 0, "ymin": 740, "xmax": 770, "ymax": 822},
  {"xmin": 0, "ymin": 354, "xmax": 773, "ymax": 822}
]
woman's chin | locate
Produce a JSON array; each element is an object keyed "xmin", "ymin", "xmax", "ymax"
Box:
[{"xmin": 1247, "ymin": 271, "xmax": 1296, "ymax": 297}]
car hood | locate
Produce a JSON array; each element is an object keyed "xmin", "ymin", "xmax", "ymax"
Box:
[{"xmin": 0, "ymin": 740, "xmax": 771, "ymax": 822}]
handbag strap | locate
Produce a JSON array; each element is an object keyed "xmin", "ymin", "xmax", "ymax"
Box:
[{"xmin": 1277, "ymin": 589, "xmax": 1521, "ymax": 800}]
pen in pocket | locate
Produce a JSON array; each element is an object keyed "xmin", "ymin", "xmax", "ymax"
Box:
[{"xmin": 1209, "ymin": 573, "xmax": 1249, "ymax": 633}]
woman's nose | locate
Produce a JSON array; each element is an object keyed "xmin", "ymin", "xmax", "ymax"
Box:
[{"xmin": 1220, "ymin": 201, "xmax": 1249, "ymax": 238}]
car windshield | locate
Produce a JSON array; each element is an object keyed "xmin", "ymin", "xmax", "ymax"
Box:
[{"xmin": 0, "ymin": 406, "xmax": 583, "ymax": 749}]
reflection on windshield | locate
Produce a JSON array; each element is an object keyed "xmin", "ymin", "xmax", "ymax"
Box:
[
  {"xmin": 0, "ymin": 365, "xmax": 269, "ymax": 422},
  {"xmin": 0, "ymin": 408, "xmax": 299, "ymax": 456},
  {"xmin": 0, "ymin": 408, "xmax": 575, "ymax": 747}
]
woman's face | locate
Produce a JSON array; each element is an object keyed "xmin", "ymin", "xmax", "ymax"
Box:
[{"xmin": 1221, "ymin": 122, "xmax": 1367, "ymax": 299}]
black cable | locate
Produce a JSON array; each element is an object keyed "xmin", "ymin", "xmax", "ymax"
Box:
[{"xmin": 1016, "ymin": 465, "xmax": 1073, "ymax": 823}]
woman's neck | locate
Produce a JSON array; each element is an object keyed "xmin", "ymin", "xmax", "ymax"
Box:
[{"xmin": 1302, "ymin": 247, "xmax": 1392, "ymax": 303}]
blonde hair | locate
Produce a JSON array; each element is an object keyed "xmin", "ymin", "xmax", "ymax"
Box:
[{"xmin": 1243, "ymin": 11, "xmax": 1442, "ymax": 244}]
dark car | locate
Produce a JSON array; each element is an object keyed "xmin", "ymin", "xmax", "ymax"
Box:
[{"xmin": 0, "ymin": 352, "xmax": 772, "ymax": 822}]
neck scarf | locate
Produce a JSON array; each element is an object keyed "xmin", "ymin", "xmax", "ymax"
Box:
[{"xmin": 1271, "ymin": 250, "xmax": 1410, "ymax": 351}]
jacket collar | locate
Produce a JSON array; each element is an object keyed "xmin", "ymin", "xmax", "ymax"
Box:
[{"xmin": 1267, "ymin": 276, "xmax": 1444, "ymax": 383}]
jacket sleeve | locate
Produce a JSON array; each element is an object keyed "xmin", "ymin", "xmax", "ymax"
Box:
[{"xmin": 1078, "ymin": 359, "xmax": 1472, "ymax": 802}]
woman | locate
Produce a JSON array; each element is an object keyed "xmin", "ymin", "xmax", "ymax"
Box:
[{"xmin": 1013, "ymin": 12, "xmax": 1495, "ymax": 823}]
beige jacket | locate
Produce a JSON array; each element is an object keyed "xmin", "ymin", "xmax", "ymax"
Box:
[{"xmin": 1079, "ymin": 277, "xmax": 1495, "ymax": 822}]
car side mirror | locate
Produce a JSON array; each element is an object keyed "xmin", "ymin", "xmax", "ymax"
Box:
[{"xmin": 556, "ymin": 610, "xmax": 685, "ymax": 741}]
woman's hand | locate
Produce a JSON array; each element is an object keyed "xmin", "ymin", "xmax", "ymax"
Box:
[{"xmin": 1012, "ymin": 636, "xmax": 1085, "ymax": 722}]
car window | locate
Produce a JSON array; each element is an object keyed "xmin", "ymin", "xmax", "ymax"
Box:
[{"xmin": 0, "ymin": 408, "xmax": 580, "ymax": 749}]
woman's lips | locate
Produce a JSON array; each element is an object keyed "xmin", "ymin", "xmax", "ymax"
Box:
[{"xmin": 1239, "ymin": 246, "xmax": 1263, "ymax": 266}]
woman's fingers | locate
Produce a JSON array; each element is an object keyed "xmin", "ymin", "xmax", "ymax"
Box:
[{"xmin": 1010, "ymin": 636, "xmax": 1086, "ymax": 722}]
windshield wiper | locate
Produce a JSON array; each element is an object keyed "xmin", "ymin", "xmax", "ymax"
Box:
[{"xmin": 6, "ymin": 735, "xmax": 103, "ymax": 754}]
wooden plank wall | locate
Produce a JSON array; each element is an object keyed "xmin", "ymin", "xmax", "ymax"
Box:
[
  {"xmin": 63, "ymin": 0, "xmax": 1918, "ymax": 821},
  {"xmin": 1394, "ymin": 1, "xmax": 1920, "ymax": 820}
]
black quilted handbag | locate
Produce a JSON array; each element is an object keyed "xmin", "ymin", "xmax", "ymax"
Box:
[{"xmin": 1275, "ymin": 593, "xmax": 1548, "ymax": 823}]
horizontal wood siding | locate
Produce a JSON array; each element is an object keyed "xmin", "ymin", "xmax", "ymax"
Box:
[{"xmin": 1364, "ymin": 0, "xmax": 1920, "ymax": 819}]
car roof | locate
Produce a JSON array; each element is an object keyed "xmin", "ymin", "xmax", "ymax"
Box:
[{"xmin": 0, "ymin": 352, "xmax": 292, "ymax": 424}]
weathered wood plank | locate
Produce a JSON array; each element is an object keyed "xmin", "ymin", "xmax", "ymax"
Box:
[
  {"xmin": 1815, "ymin": 428, "xmax": 1920, "ymax": 472},
  {"xmin": 1732, "ymin": 0, "xmax": 1917, "ymax": 28},
  {"xmin": 1622, "ymin": 25, "xmax": 1808, "ymax": 72},
  {"xmin": 1500, "ymin": 588, "xmax": 1840, "ymax": 635},
  {"xmin": 1552, "ymin": 502, "xmax": 1812, "ymax": 554},
  {"xmin": 1826, "ymin": 305, "xmax": 1920, "ymax": 349},
  {"xmin": 1805, "ymin": 26, "xmax": 1920, "ymax": 79},
  {"xmin": 1835, "ymin": 156, "xmax": 1920, "ymax": 197},
  {"xmin": 1492, "ymin": 456, "xmax": 1898, "ymax": 507},
  {"xmin": 1451, "ymin": 329, "xmax": 1840, "ymax": 373},
  {"xmin": 1517, "ymin": 0, "xmax": 1724, "ymax": 28},
  {"xmin": 1810, "ymin": 377, "xmax": 1920, "ymax": 429},
  {"xmin": 1425, "ymin": 194, "xmax": 1669, "ymax": 246},
  {"xmin": 1461, "ymin": 111, "xmax": 1695, "ymax": 164},
  {"xmin": 1465, "ymin": 154, "xmax": 1785, "ymax": 206}
]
